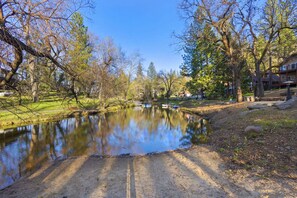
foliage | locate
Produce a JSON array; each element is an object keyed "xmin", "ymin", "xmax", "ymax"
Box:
[
  {"xmin": 159, "ymin": 70, "xmax": 180, "ymax": 99},
  {"xmin": 180, "ymin": 22, "xmax": 234, "ymax": 99},
  {"xmin": 67, "ymin": 12, "xmax": 92, "ymax": 96},
  {"xmin": 179, "ymin": 0, "xmax": 297, "ymax": 100}
]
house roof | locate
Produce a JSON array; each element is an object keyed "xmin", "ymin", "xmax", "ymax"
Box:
[{"xmin": 278, "ymin": 53, "xmax": 297, "ymax": 67}]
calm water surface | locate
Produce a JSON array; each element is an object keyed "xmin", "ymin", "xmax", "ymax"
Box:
[{"xmin": 0, "ymin": 107, "xmax": 210, "ymax": 189}]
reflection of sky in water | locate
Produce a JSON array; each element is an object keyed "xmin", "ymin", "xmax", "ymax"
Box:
[
  {"xmin": 106, "ymin": 119, "xmax": 185, "ymax": 155},
  {"xmin": 0, "ymin": 108, "xmax": 205, "ymax": 189}
]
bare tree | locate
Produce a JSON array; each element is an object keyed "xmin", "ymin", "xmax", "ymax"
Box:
[
  {"xmin": 0, "ymin": 0, "xmax": 93, "ymax": 93},
  {"xmin": 89, "ymin": 38, "xmax": 121, "ymax": 100},
  {"xmin": 159, "ymin": 70, "xmax": 179, "ymax": 100},
  {"xmin": 121, "ymin": 52, "xmax": 143, "ymax": 100}
]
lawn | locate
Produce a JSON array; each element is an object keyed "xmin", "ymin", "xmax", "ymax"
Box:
[{"xmin": 0, "ymin": 95, "xmax": 103, "ymax": 128}]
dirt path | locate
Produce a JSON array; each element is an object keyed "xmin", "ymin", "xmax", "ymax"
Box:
[{"xmin": 1, "ymin": 145, "xmax": 296, "ymax": 198}]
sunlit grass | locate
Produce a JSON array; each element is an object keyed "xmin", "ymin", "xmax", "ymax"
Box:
[
  {"xmin": 255, "ymin": 119, "xmax": 297, "ymax": 129},
  {"xmin": 0, "ymin": 94, "xmax": 135, "ymax": 128},
  {"xmin": 0, "ymin": 95, "xmax": 98, "ymax": 127}
]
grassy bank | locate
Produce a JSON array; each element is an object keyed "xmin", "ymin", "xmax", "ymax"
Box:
[
  {"xmin": 160, "ymin": 99, "xmax": 240, "ymax": 116},
  {"xmin": 208, "ymin": 102, "xmax": 297, "ymax": 178},
  {"xmin": 165, "ymin": 96, "xmax": 297, "ymax": 178},
  {"xmin": 0, "ymin": 96, "xmax": 134, "ymax": 129}
]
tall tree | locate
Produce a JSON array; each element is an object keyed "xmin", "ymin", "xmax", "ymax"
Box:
[
  {"xmin": 90, "ymin": 38, "xmax": 121, "ymax": 100},
  {"xmin": 159, "ymin": 70, "xmax": 179, "ymax": 100},
  {"xmin": 122, "ymin": 53, "xmax": 142, "ymax": 100},
  {"xmin": 147, "ymin": 62, "xmax": 157, "ymax": 81},
  {"xmin": 181, "ymin": 22, "xmax": 232, "ymax": 99},
  {"xmin": 147, "ymin": 62, "xmax": 158, "ymax": 99},
  {"xmin": 136, "ymin": 63, "xmax": 144, "ymax": 79},
  {"xmin": 179, "ymin": 0, "xmax": 248, "ymax": 102},
  {"xmin": 67, "ymin": 12, "xmax": 92, "ymax": 100}
]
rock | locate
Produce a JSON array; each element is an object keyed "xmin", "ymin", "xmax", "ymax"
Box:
[
  {"xmin": 247, "ymin": 104, "xmax": 268, "ymax": 110},
  {"xmin": 244, "ymin": 126, "xmax": 263, "ymax": 133},
  {"xmin": 240, "ymin": 109, "xmax": 260, "ymax": 116},
  {"xmin": 276, "ymin": 97, "xmax": 297, "ymax": 110},
  {"xmin": 285, "ymin": 146, "xmax": 291, "ymax": 150}
]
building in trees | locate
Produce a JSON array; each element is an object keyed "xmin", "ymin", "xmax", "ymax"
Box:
[
  {"xmin": 277, "ymin": 54, "xmax": 297, "ymax": 86},
  {"xmin": 252, "ymin": 72, "xmax": 280, "ymax": 90}
]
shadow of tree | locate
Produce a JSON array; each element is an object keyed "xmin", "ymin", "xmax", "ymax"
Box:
[
  {"xmin": 173, "ymin": 149, "xmax": 256, "ymax": 197},
  {"xmin": 2, "ymin": 147, "xmax": 296, "ymax": 197}
]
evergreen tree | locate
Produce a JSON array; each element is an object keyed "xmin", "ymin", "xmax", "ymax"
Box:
[
  {"xmin": 147, "ymin": 62, "xmax": 157, "ymax": 80},
  {"xmin": 181, "ymin": 23, "xmax": 231, "ymax": 99},
  {"xmin": 68, "ymin": 12, "xmax": 92, "ymax": 99},
  {"xmin": 136, "ymin": 63, "xmax": 144, "ymax": 79},
  {"xmin": 147, "ymin": 62, "xmax": 159, "ymax": 99}
]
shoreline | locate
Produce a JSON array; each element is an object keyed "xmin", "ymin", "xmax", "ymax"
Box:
[
  {"xmin": 0, "ymin": 100, "xmax": 237, "ymax": 130},
  {"xmin": 0, "ymin": 101, "xmax": 296, "ymax": 197},
  {"xmin": 0, "ymin": 102, "xmax": 135, "ymax": 130}
]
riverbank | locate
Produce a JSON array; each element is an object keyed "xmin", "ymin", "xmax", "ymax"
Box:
[
  {"xmin": 0, "ymin": 97, "xmax": 134, "ymax": 129},
  {"xmin": 1, "ymin": 98, "xmax": 296, "ymax": 197},
  {"xmin": 181, "ymin": 99, "xmax": 297, "ymax": 178},
  {"xmin": 0, "ymin": 97, "xmax": 232, "ymax": 129},
  {"xmin": 209, "ymin": 101, "xmax": 297, "ymax": 179}
]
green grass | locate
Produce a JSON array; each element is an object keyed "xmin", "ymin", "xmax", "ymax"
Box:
[
  {"xmin": 157, "ymin": 99, "xmax": 222, "ymax": 107},
  {"xmin": 255, "ymin": 119, "xmax": 297, "ymax": 129},
  {"xmin": 0, "ymin": 98, "xmax": 87, "ymax": 127},
  {"xmin": 0, "ymin": 95, "xmax": 133, "ymax": 129},
  {"xmin": 244, "ymin": 92, "xmax": 254, "ymax": 96}
]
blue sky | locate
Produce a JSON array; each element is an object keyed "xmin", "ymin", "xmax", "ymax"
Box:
[{"xmin": 84, "ymin": 0, "xmax": 184, "ymax": 71}]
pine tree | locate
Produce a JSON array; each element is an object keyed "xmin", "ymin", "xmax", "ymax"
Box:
[{"xmin": 68, "ymin": 12, "xmax": 92, "ymax": 99}]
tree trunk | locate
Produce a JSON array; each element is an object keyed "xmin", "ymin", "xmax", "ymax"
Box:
[
  {"xmin": 268, "ymin": 56, "xmax": 272, "ymax": 90},
  {"xmin": 232, "ymin": 69, "xmax": 236, "ymax": 99},
  {"xmin": 29, "ymin": 56, "xmax": 39, "ymax": 102},
  {"xmin": 226, "ymin": 82, "xmax": 230, "ymax": 98},
  {"xmin": 233, "ymin": 67, "xmax": 243, "ymax": 102},
  {"xmin": 25, "ymin": 17, "xmax": 39, "ymax": 103},
  {"xmin": 70, "ymin": 78, "xmax": 78, "ymax": 103},
  {"xmin": 98, "ymin": 82, "xmax": 103, "ymax": 100},
  {"xmin": 236, "ymin": 77, "xmax": 243, "ymax": 102},
  {"xmin": 255, "ymin": 62, "xmax": 264, "ymax": 97}
]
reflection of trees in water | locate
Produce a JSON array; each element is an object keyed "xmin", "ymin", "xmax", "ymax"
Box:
[
  {"xmin": 0, "ymin": 108, "xmax": 201, "ymax": 189},
  {"xmin": 27, "ymin": 125, "xmax": 40, "ymax": 169},
  {"xmin": 180, "ymin": 118, "xmax": 211, "ymax": 146},
  {"xmin": 92, "ymin": 108, "xmax": 192, "ymax": 154},
  {"xmin": 42, "ymin": 123, "xmax": 56, "ymax": 160},
  {"xmin": 161, "ymin": 109, "xmax": 189, "ymax": 134},
  {"xmin": 25, "ymin": 123, "xmax": 59, "ymax": 171},
  {"xmin": 0, "ymin": 124, "xmax": 54, "ymax": 189},
  {"xmin": 64, "ymin": 116, "xmax": 90, "ymax": 156},
  {"xmin": 0, "ymin": 127, "xmax": 31, "ymax": 188},
  {"xmin": 134, "ymin": 107, "xmax": 178, "ymax": 133},
  {"xmin": 97, "ymin": 113, "xmax": 112, "ymax": 155},
  {"xmin": 56, "ymin": 121, "xmax": 67, "ymax": 148}
]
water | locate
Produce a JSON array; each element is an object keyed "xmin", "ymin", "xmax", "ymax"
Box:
[{"xmin": 0, "ymin": 107, "xmax": 210, "ymax": 189}]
